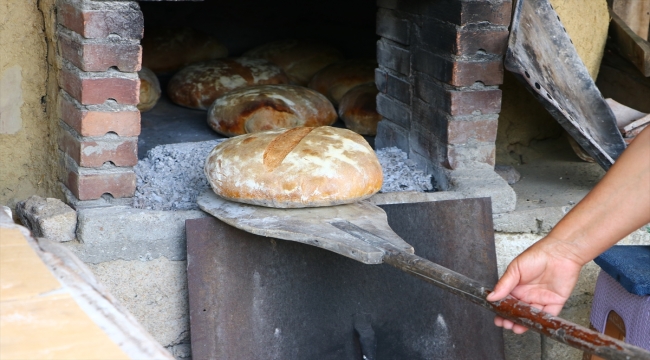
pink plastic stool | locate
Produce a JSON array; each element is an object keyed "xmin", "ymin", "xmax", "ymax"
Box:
[{"xmin": 590, "ymin": 271, "xmax": 650, "ymax": 351}]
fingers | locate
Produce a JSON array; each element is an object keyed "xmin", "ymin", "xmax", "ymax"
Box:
[{"xmin": 486, "ymin": 264, "xmax": 520, "ymax": 302}]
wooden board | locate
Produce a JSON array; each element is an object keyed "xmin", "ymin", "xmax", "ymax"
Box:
[
  {"xmin": 610, "ymin": 0, "xmax": 650, "ymax": 40},
  {"xmin": 0, "ymin": 228, "xmax": 129, "ymax": 360},
  {"xmin": 609, "ymin": 8, "xmax": 650, "ymax": 76},
  {"xmin": 197, "ymin": 190, "xmax": 414, "ymax": 264}
]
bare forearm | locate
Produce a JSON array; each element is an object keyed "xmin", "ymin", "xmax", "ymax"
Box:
[{"xmin": 543, "ymin": 126, "xmax": 650, "ymax": 265}]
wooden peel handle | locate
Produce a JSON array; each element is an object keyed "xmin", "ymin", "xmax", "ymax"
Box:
[{"xmin": 383, "ymin": 251, "xmax": 650, "ymax": 360}]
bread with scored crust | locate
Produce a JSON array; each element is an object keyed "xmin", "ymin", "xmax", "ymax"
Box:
[
  {"xmin": 204, "ymin": 126, "xmax": 383, "ymax": 208},
  {"xmin": 207, "ymin": 84, "xmax": 337, "ymax": 137},
  {"xmin": 338, "ymin": 83, "xmax": 381, "ymax": 135},
  {"xmin": 308, "ymin": 59, "xmax": 377, "ymax": 106},
  {"xmin": 243, "ymin": 39, "xmax": 344, "ymax": 86},
  {"xmin": 167, "ymin": 58, "xmax": 289, "ymax": 110},
  {"xmin": 142, "ymin": 27, "xmax": 228, "ymax": 74}
]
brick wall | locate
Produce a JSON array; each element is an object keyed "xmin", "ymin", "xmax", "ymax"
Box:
[
  {"xmin": 57, "ymin": 0, "xmax": 143, "ymax": 203},
  {"xmin": 375, "ymin": 0, "xmax": 511, "ymax": 179}
]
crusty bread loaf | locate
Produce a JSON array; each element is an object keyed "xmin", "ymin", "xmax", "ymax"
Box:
[
  {"xmin": 204, "ymin": 126, "xmax": 383, "ymax": 208},
  {"xmin": 338, "ymin": 83, "xmax": 381, "ymax": 135},
  {"xmin": 137, "ymin": 67, "xmax": 161, "ymax": 112},
  {"xmin": 243, "ymin": 39, "xmax": 344, "ymax": 86},
  {"xmin": 167, "ymin": 58, "xmax": 289, "ymax": 110},
  {"xmin": 308, "ymin": 59, "xmax": 377, "ymax": 106},
  {"xmin": 207, "ymin": 84, "xmax": 337, "ymax": 137},
  {"xmin": 141, "ymin": 27, "xmax": 228, "ymax": 74}
]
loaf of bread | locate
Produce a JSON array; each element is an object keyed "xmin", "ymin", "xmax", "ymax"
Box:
[
  {"xmin": 137, "ymin": 67, "xmax": 161, "ymax": 112},
  {"xmin": 207, "ymin": 84, "xmax": 337, "ymax": 137},
  {"xmin": 243, "ymin": 39, "xmax": 344, "ymax": 86},
  {"xmin": 338, "ymin": 83, "xmax": 381, "ymax": 135},
  {"xmin": 141, "ymin": 27, "xmax": 228, "ymax": 74},
  {"xmin": 308, "ymin": 59, "xmax": 377, "ymax": 106},
  {"xmin": 167, "ymin": 58, "xmax": 289, "ymax": 110},
  {"xmin": 204, "ymin": 126, "xmax": 383, "ymax": 208}
]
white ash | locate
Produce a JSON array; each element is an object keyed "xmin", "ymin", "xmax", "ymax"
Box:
[
  {"xmin": 377, "ymin": 147, "xmax": 435, "ymax": 193},
  {"xmin": 133, "ymin": 141, "xmax": 435, "ymax": 211}
]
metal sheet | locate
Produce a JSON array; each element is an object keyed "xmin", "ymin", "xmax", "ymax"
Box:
[
  {"xmin": 505, "ymin": 0, "xmax": 626, "ymax": 170},
  {"xmin": 186, "ymin": 198, "xmax": 505, "ymax": 360}
]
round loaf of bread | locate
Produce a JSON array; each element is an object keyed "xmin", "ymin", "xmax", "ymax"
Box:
[
  {"xmin": 338, "ymin": 83, "xmax": 381, "ymax": 135},
  {"xmin": 137, "ymin": 67, "xmax": 161, "ymax": 112},
  {"xmin": 204, "ymin": 126, "xmax": 383, "ymax": 208},
  {"xmin": 243, "ymin": 39, "xmax": 344, "ymax": 86},
  {"xmin": 142, "ymin": 27, "xmax": 228, "ymax": 74},
  {"xmin": 308, "ymin": 59, "xmax": 377, "ymax": 106},
  {"xmin": 207, "ymin": 84, "xmax": 337, "ymax": 137},
  {"xmin": 167, "ymin": 58, "xmax": 289, "ymax": 110}
]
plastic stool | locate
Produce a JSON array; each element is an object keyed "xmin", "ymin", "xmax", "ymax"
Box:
[{"xmin": 586, "ymin": 245, "xmax": 650, "ymax": 359}]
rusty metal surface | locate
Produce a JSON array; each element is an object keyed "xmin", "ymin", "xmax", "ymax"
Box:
[
  {"xmin": 186, "ymin": 199, "xmax": 505, "ymax": 360},
  {"xmin": 505, "ymin": 0, "xmax": 626, "ymax": 170}
]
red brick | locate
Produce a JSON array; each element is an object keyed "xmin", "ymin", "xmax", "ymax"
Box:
[
  {"xmin": 59, "ymin": 33, "xmax": 142, "ymax": 72},
  {"xmin": 377, "ymin": 8, "xmax": 411, "ymax": 45},
  {"xmin": 420, "ymin": 22, "xmax": 509, "ymax": 56},
  {"xmin": 447, "ymin": 118, "xmax": 498, "ymax": 144},
  {"xmin": 58, "ymin": 2, "xmax": 144, "ymax": 39},
  {"xmin": 413, "ymin": 49, "xmax": 504, "ymax": 86},
  {"xmin": 446, "ymin": 144, "xmax": 496, "ymax": 169},
  {"xmin": 65, "ymin": 169, "xmax": 136, "ymax": 201},
  {"xmin": 59, "ymin": 129, "xmax": 138, "ymax": 168},
  {"xmin": 60, "ymin": 94, "xmax": 141, "ymax": 137},
  {"xmin": 448, "ymin": 89, "xmax": 502, "ymax": 116},
  {"xmin": 60, "ymin": 67, "xmax": 140, "ymax": 105}
]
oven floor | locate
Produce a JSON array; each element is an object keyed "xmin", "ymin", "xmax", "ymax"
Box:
[{"xmin": 139, "ymin": 92, "xmax": 375, "ymax": 160}]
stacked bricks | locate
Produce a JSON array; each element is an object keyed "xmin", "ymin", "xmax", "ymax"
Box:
[
  {"xmin": 375, "ymin": 0, "xmax": 511, "ymax": 175},
  {"xmin": 56, "ymin": 0, "xmax": 143, "ymax": 202}
]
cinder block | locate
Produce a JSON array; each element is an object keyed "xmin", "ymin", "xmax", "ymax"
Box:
[
  {"xmin": 59, "ymin": 92, "xmax": 141, "ymax": 137},
  {"xmin": 377, "ymin": 8, "xmax": 410, "ymax": 45},
  {"xmin": 59, "ymin": 126, "xmax": 138, "ymax": 168},
  {"xmin": 60, "ymin": 65, "xmax": 140, "ymax": 105},
  {"xmin": 375, "ymin": 68, "xmax": 411, "ymax": 104},
  {"xmin": 58, "ymin": 29, "xmax": 142, "ymax": 72},
  {"xmin": 377, "ymin": 38, "xmax": 410, "ymax": 75},
  {"xmin": 57, "ymin": 0, "xmax": 144, "ymax": 39},
  {"xmin": 16, "ymin": 196, "xmax": 77, "ymax": 242},
  {"xmin": 413, "ymin": 48, "xmax": 504, "ymax": 86}
]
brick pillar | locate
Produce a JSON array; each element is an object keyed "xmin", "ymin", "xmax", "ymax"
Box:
[
  {"xmin": 56, "ymin": 0, "xmax": 143, "ymax": 203},
  {"xmin": 375, "ymin": 0, "xmax": 511, "ymax": 174}
]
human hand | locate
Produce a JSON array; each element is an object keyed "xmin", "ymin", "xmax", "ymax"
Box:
[{"xmin": 485, "ymin": 237, "xmax": 585, "ymax": 334}]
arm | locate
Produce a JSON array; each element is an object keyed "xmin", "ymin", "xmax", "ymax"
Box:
[{"xmin": 486, "ymin": 126, "xmax": 650, "ymax": 334}]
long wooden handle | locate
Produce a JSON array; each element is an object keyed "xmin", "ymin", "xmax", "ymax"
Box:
[{"xmin": 383, "ymin": 250, "xmax": 650, "ymax": 360}]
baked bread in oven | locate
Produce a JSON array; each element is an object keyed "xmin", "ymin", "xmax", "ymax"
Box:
[
  {"xmin": 308, "ymin": 59, "xmax": 377, "ymax": 106},
  {"xmin": 338, "ymin": 83, "xmax": 381, "ymax": 135},
  {"xmin": 204, "ymin": 126, "xmax": 383, "ymax": 208},
  {"xmin": 167, "ymin": 58, "xmax": 289, "ymax": 110},
  {"xmin": 207, "ymin": 84, "xmax": 337, "ymax": 137},
  {"xmin": 137, "ymin": 67, "xmax": 161, "ymax": 112},
  {"xmin": 243, "ymin": 39, "xmax": 344, "ymax": 86},
  {"xmin": 141, "ymin": 27, "xmax": 228, "ymax": 74}
]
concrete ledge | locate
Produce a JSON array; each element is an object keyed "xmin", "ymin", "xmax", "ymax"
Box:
[{"xmin": 69, "ymin": 206, "xmax": 207, "ymax": 263}]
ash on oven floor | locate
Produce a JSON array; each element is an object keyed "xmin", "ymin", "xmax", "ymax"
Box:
[{"xmin": 133, "ymin": 141, "xmax": 435, "ymax": 211}]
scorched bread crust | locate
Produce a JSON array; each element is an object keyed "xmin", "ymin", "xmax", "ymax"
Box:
[
  {"xmin": 204, "ymin": 127, "xmax": 383, "ymax": 208},
  {"xmin": 207, "ymin": 84, "xmax": 337, "ymax": 137}
]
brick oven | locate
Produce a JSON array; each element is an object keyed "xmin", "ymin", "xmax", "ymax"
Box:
[{"xmin": 54, "ymin": 0, "xmax": 513, "ymax": 208}]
